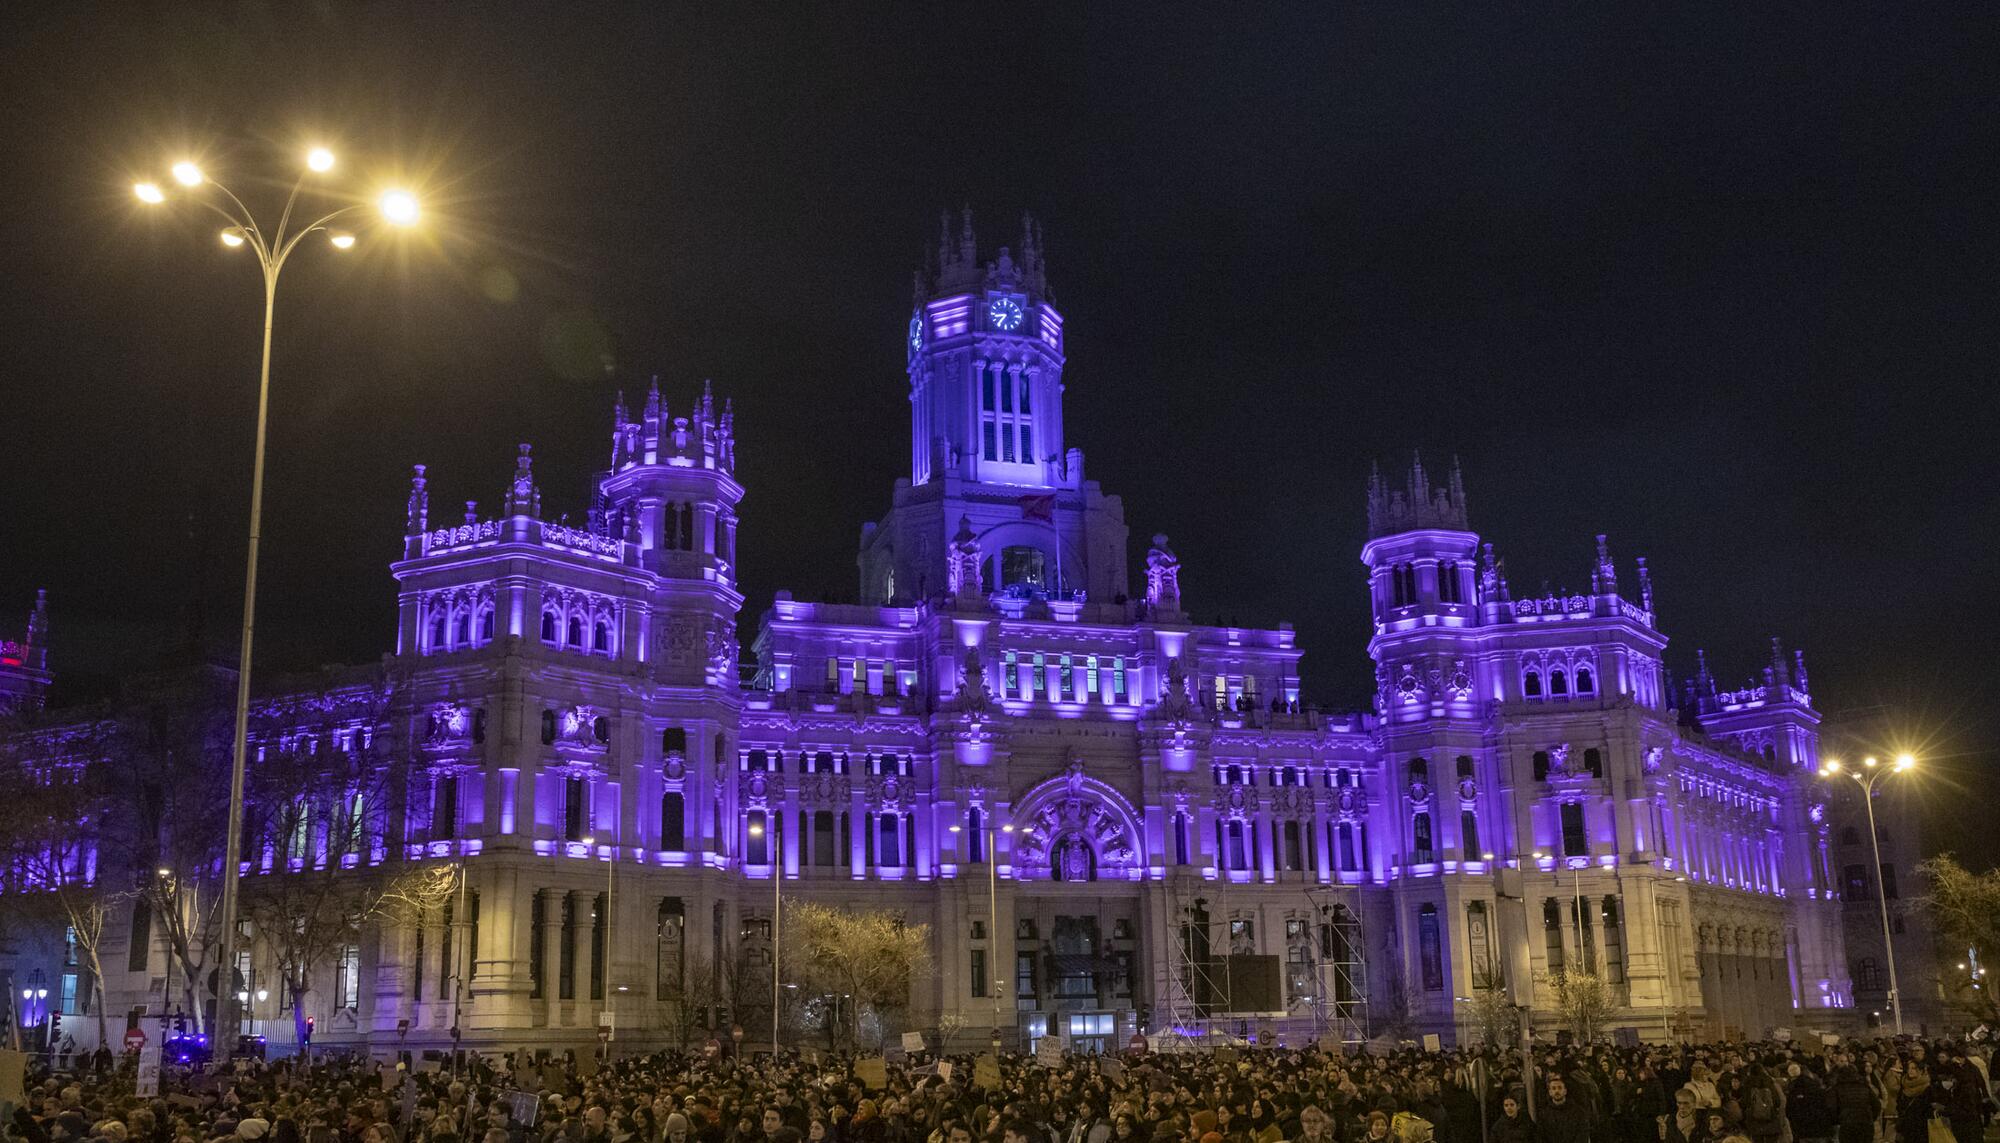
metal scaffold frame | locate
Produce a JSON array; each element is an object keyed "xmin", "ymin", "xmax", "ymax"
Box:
[{"xmin": 1304, "ymin": 883, "xmax": 1367, "ymax": 1047}]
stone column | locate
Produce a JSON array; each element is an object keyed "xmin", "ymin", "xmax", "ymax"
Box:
[{"xmin": 540, "ymin": 887, "xmax": 564, "ymax": 1027}]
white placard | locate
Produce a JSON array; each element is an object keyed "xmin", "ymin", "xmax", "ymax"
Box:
[
  {"xmin": 1036, "ymin": 1036, "xmax": 1063, "ymax": 1066},
  {"xmin": 901, "ymin": 1031, "xmax": 925, "ymax": 1053},
  {"xmin": 135, "ymin": 1035, "xmax": 163, "ymax": 1097}
]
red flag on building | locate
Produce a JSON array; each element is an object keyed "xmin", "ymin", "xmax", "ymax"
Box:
[{"xmin": 1018, "ymin": 493, "xmax": 1055, "ymax": 522}]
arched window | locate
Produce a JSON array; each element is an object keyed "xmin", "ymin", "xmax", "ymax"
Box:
[
  {"xmin": 540, "ymin": 612, "xmax": 557, "ymax": 642},
  {"xmin": 1456, "ymin": 755, "xmax": 1476, "ymax": 780},
  {"xmin": 479, "ymin": 608, "xmax": 495, "ymax": 642},
  {"xmin": 1583, "ymin": 748, "xmax": 1603, "ymax": 778},
  {"xmin": 1408, "ymin": 757, "xmax": 1429, "ymax": 781},
  {"xmin": 1439, "ymin": 562, "xmax": 1460, "ymax": 604},
  {"xmin": 1575, "ymin": 667, "xmax": 1594, "ymax": 693},
  {"xmin": 592, "ymin": 716, "xmax": 611, "ymax": 744},
  {"xmin": 1762, "ymin": 744, "xmax": 1777, "ymax": 763},
  {"xmin": 455, "ymin": 613, "xmax": 470, "ymax": 645},
  {"xmin": 567, "ymin": 617, "xmax": 583, "ymax": 647},
  {"xmin": 594, "ymin": 622, "xmax": 611, "ymax": 653},
  {"xmin": 1000, "ymin": 545, "xmax": 1047, "ymax": 589},
  {"xmin": 1533, "ymin": 751, "xmax": 1551, "ymax": 781},
  {"xmin": 430, "ymin": 615, "xmax": 446, "ymax": 649},
  {"xmin": 1052, "ymin": 836, "xmax": 1096, "ymax": 882},
  {"xmin": 1523, "ymin": 670, "xmax": 1543, "ymax": 698},
  {"xmin": 1549, "ymin": 669, "xmax": 1569, "ymax": 696}
]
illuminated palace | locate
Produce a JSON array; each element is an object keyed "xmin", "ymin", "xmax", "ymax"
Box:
[{"xmin": 4, "ymin": 214, "xmax": 1854, "ymax": 1054}]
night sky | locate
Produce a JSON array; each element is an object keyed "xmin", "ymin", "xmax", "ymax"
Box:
[{"xmin": 3, "ymin": 6, "xmax": 1994, "ymax": 859}]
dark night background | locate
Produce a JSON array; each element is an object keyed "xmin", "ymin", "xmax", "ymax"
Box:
[{"xmin": 2, "ymin": 5, "xmax": 1994, "ymax": 860}]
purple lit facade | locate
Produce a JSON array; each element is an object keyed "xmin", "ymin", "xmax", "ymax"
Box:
[{"xmin": 0, "ymin": 214, "xmax": 1855, "ymax": 1053}]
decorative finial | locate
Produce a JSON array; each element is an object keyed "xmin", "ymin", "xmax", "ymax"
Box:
[
  {"xmin": 405, "ymin": 464, "xmax": 429, "ymax": 536},
  {"xmin": 505, "ymin": 443, "xmax": 541, "ymax": 517},
  {"xmin": 1636, "ymin": 557, "xmax": 1654, "ymax": 613}
]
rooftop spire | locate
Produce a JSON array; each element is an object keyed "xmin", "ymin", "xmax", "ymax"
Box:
[
  {"xmin": 1594, "ymin": 533, "xmax": 1618, "ymax": 595},
  {"xmin": 405, "ymin": 464, "xmax": 429, "ymax": 536},
  {"xmin": 504, "ymin": 443, "xmax": 541, "ymax": 517},
  {"xmin": 1636, "ymin": 556, "xmax": 1654, "ymax": 613}
]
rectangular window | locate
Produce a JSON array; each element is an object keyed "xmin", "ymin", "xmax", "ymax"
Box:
[
  {"xmin": 1412, "ymin": 812, "xmax": 1435, "ymax": 864},
  {"xmin": 982, "ymin": 422, "xmax": 997, "ymax": 462},
  {"xmin": 661, "ymin": 791, "xmax": 686, "ymax": 850},
  {"xmin": 1085, "ymin": 655, "xmax": 1100, "ymax": 698},
  {"xmin": 434, "ymin": 773, "xmax": 458, "ymax": 839},
  {"xmin": 1561, "ymin": 802, "xmax": 1588, "ymax": 857},
  {"xmin": 747, "ymin": 811, "xmax": 769, "ymax": 865},
  {"xmin": 1338, "ymin": 822, "xmax": 1356, "ymax": 871},
  {"xmin": 1016, "ymin": 952, "xmax": 1036, "ymax": 1003},
  {"xmin": 1843, "ymin": 864, "xmax": 1868, "ymax": 898},
  {"xmin": 530, "ymin": 893, "xmax": 545, "ymax": 998},
  {"xmin": 439, "ymin": 899, "xmax": 455, "ymax": 1000},
  {"xmin": 813, "ymin": 810, "xmax": 836, "ymax": 867},
  {"xmin": 1461, "ymin": 810, "xmax": 1481, "ymax": 859},
  {"xmin": 590, "ymin": 893, "xmax": 606, "ymax": 1001},
  {"xmin": 565, "ymin": 777, "xmax": 588, "ymax": 842},
  {"xmin": 982, "ymin": 371, "xmax": 996, "ymax": 411},
  {"xmin": 1002, "ymin": 424, "xmax": 1015, "ymax": 462},
  {"xmin": 1113, "ymin": 656, "xmax": 1127, "ymax": 701},
  {"xmin": 1004, "ymin": 651, "xmax": 1019, "ymax": 695},
  {"xmin": 1880, "ymin": 863, "xmax": 1899, "ymax": 899},
  {"xmin": 559, "ymin": 895, "xmax": 576, "ymax": 1000},
  {"xmin": 1059, "ymin": 654, "xmax": 1073, "ymax": 698},
  {"xmin": 879, "ymin": 814, "xmax": 901, "ymax": 866},
  {"xmin": 1174, "ymin": 813, "xmax": 1191, "ymax": 866},
  {"xmin": 59, "ymin": 972, "xmax": 78, "ymax": 1016},
  {"xmin": 1000, "ymin": 369, "xmax": 1013, "ymax": 412},
  {"xmin": 1019, "ymin": 425, "xmax": 1032, "ymax": 463},
  {"xmin": 1030, "ymin": 653, "xmax": 1045, "ymax": 695},
  {"xmin": 413, "ymin": 913, "xmax": 427, "ymax": 1001},
  {"xmin": 1418, "ymin": 906, "xmax": 1443, "ymax": 991},
  {"xmin": 970, "ymin": 949, "xmax": 988, "ymax": 997},
  {"xmin": 1283, "ymin": 820, "xmax": 1303, "ymax": 871},
  {"xmin": 336, "ymin": 944, "xmax": 361, "ymax": 1009}
]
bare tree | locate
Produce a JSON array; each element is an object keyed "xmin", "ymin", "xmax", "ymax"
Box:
[
  {"xmin": 1542, "ymin": 968, "xmax": 1610, "ymax": 1043},
  {"xmin": 1464, "ymin": 969, "xmax": 1520, "ymax": 1048},
  {"xmin": 672, "ymin": 952, "xmax": 722, "ymax": 1050},
  {"xmin": 785, "ymin": 900, "xmax": 932, "ymax": 1051},
  {"xmin": 4, "ymin": 757, "xmax": 125, "ymax": 1045},
  {"xmin": 1915, "ymin": 855, "xmax": 1999, "ymax": 1024},
  {"xmin": 92, "ymin": 678, "xmax": 237, "ymax": 1031}
]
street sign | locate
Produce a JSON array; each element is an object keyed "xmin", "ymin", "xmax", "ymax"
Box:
[
  {"xmin": 1128, "ymin": 1034, "xmax": 1147, "ymax": 1054},
  {"xmin": 124, "ymin": 1029, "xmax": 147, "ymax": 1051}
]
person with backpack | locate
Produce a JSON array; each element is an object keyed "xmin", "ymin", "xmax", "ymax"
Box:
[{"xmin": 1738, "ymin": 1065, "xmax": 1787, "ymax": 1143}]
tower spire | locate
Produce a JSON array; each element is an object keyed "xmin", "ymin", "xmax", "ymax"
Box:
[{"xmin": 959, "ymin": 204, "xmax": 976, "ymax": 266}]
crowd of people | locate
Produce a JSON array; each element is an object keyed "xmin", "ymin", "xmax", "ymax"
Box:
[{"xmin": 5, "ymin": 1035, "xmax": 1996, "ymax": 1143}]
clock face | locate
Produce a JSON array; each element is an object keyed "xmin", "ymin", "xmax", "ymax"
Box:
[
  {"xmin": 988, "ymin": 296, "xmax": 1025, "ymax": 332},
  {"xmin": 907, "ymin": 315, "xmax": 925, "ymax": 351}
]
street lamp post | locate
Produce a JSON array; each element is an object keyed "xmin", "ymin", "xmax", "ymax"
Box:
[
  {"xmin": 132, "ymin": 150, "xmax": 419, "ymax": 1046},
  {"xmin": 1818, "ymin": 753, "xmax": 1915, "ymax": 1035},
  {"xmin": 952, "ymin": 818, "xmax": 1013, "ymax": 1049},
  {"xmin": 581, "ymin": 835, "xmax": 614, "ymax": 1048},
  {"xmin": 746, "ymin": 817, "xmax": 779, "ymax": 1054}
]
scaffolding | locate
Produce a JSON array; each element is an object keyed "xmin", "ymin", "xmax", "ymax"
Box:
[
  {"xmin": 1161, "ymin": 871, "xmax": 1232, "ymax": 1042},
  {"xmin": 1304, "ymin": 883, "xmax": 1367, "ymax": 1047}
]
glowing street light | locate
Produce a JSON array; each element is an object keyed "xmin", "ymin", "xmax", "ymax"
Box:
[
  {"xmin": 130, "ymin": 141, "xmax": 427, "ymax": 1055},
  {"xmin": 1819, "ymin": 752, "xmax": 1917, "ymax": 1034},
  {"xmin": 379, "ymin": 189, "xmax": 419, "ymax": 226}
]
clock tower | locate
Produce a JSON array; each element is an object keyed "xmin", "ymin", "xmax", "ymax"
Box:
[{"xmin": 858, "ymin": 209, "xmax": 1129, "ymax": 605}]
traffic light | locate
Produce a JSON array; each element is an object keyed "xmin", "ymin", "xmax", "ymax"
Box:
[
  {"xmin": 49, "ymin": 1010, "xmax": 61, "ymax": 1041},
  {"xmin": 303, "ymin": 1016, "xmax": 314, "ymax": 1045}
]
